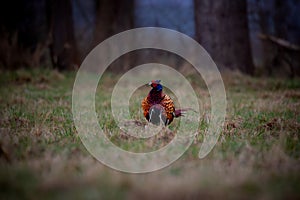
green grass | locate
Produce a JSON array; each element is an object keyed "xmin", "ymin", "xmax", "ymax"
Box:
[{"xmin": 0, "ymin": 69, "xmax": 300, "ymax": 199}]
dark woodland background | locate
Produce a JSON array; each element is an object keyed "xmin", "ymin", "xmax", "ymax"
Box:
[
  {"xmin": 0, "ymin": 0, "xmax": 299, "ymax": 77},
  {"xmin": 1, "ymin": 1, "xmax": 300, "ymax": 199}
]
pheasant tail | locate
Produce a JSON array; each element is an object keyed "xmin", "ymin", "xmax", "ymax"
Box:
[{"xmin": 174, "ymin": 108, "xmax": 195, "ymax": 118}]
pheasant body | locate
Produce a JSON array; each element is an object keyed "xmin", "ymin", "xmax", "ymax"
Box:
[{"xmin": 141, "ymin": 80, "xmax": 184, "ymax": 125}]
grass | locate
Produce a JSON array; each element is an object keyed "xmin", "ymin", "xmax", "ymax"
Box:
[{"xmin": 0, "ymin": 68, "xmax": 300, "ymax": 199}]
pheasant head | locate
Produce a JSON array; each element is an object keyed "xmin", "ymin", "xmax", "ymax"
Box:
[{"xmin": 148, "ymin": 80, "xmax": 163, "ymax": 92}]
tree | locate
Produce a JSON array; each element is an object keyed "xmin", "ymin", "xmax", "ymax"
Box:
[
  {"xmin": 0, "ymin": 0, "xmax": 48, "ymax": 69},
  {"xmin": 255, "ymin": 0, "xmax": 300, "ymax": 77},
  {"xmin": 93, "ymin": 0, "xmax": 134, "ymax": 72},
  {"xmin": 93, "ymin": 0, "xmax": 134, "ymax": 45},
  {"xmin": 47, "ymin": 0, "xmax": 79, "ymax": 70},
  {"xmin": 194, "ymin": 0, "xmax": 254, "ymax": 75}
]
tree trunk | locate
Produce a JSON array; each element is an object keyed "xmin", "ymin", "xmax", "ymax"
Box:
[
  {"xmin": 47, "ymin": 0, "xmax": 79, "ymax": 70},
  {"xmin": 257, "ymin": 0, "xmax": 300, "ymax": 77},
  {"xmin": 93, "ymin": 0, "xmax": 134, "ymax": 45},
  {"xmin": 0, "ymin": 0, "xmax": 48, "ymax": 69},
  {"xmin": 194, "ymin": 0, "xmax": 254, "ymax": 75},
  {"xmin": 93, "ymin": 0, "xmax": 134, "ymax": 72}
]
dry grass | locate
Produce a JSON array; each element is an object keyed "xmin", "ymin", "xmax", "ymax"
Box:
[{"xmin": 0, "ymin": 69, "xmax": 300, "ymax": 199}]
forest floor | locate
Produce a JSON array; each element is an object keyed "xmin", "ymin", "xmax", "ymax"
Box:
[{"xmin": 0, "ymin": 69, "xmax": 300, "ymax": 199}]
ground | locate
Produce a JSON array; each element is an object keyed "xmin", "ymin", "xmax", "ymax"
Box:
[{"xmin": 0, "ymin": 69, "xmax": 299, "ymax": 199}]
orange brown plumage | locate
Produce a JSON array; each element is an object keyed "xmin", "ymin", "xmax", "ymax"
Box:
[{"xmin": 141, "ymin": 80, "xmax": 185, "ymax": 125}]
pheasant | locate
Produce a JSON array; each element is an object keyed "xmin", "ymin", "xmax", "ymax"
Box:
[{"xmin": 141, "ymin": 80, "xmax": 187, "ymax": 125}]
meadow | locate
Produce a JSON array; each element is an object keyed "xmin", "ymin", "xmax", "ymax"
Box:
[{"xmin": 0, "ymin": 69, "xmax": 299, "ymax": 199}]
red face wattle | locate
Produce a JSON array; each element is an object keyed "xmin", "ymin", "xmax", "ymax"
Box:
[
  {"xmin": 151, "ymin": 82, "xmax": 157, "ymax": 88},
  {"xmin": 150, "ymin": 80, "xmax": 160, "ymax": 88}
]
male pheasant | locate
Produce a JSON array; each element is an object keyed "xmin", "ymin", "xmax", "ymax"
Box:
[{"xmin": 141, "ymin": 80, "xmax": 186, "ymax": 125}]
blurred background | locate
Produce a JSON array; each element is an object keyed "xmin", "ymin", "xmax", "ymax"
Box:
[
  {"xmin": 0, "ymin": 0, "xmax": 299, "ymax": 77},
  {"xmin": 1, "ymin": 1, "xmax": 300, "ymax": 199}
]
